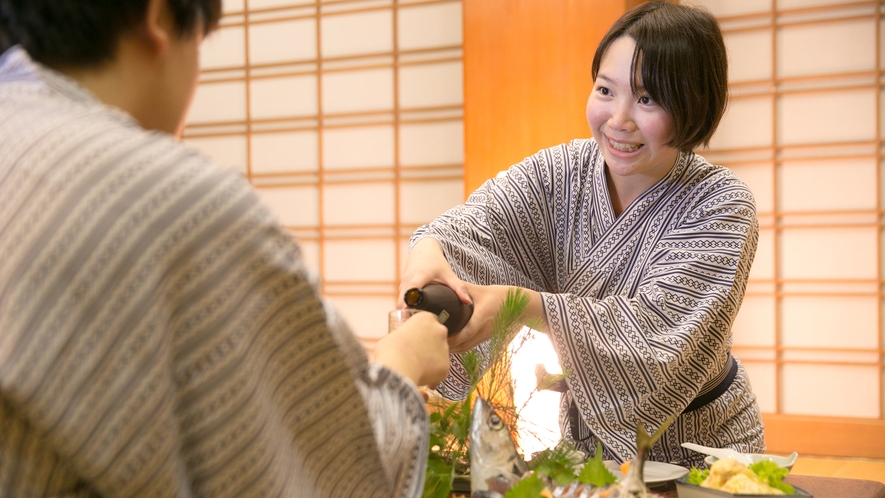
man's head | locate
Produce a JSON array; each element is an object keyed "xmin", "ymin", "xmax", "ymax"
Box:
[
  {"xmin": 0, "ymin": 0, "xmax": 222, "ymax": 68},
  {"xmin": 0, "ymin": 0, "xmax": 222, "ymax": 136}
]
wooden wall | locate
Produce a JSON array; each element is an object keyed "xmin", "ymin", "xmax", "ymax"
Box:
[{"xmin": 461, "ymin": 0, "xmax": 626, "ymax": 193}]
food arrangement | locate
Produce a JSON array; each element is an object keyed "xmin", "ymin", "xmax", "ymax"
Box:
[
  {"xmin": 695, "ymin": 459, "xmax": 792, "ymax": 494},
  {"xmin": 468, "ymin": 395, "xmax": 674, "ymax": 498},
  {"xmin": 676, "ymin": 458, "xmax": 810, "ymax": 497}
]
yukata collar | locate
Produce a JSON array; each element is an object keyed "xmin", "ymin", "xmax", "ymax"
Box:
[
  {"xmin": 595, "ymin": 143, "xmax": 692, "ymax": 223},
  {"xmin": 0, "ymin": 45, "xmax": 138, "ymax": 127}
]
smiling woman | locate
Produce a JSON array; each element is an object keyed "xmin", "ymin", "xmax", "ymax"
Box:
[{"xmin": 401, "ymin": 0, "xmax": 764, "ymax": 471}]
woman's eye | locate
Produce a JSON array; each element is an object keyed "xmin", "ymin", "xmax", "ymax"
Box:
[
  {"xmin": 638, "ymin": 95, "xmax": 652, "ymax": 105},
  {"xmin": 597, "ymin": 87, "xmax": 610, "ymax": 96}
]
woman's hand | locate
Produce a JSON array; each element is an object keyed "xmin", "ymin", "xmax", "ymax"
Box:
[
  {"xmin": 447, "ymin": 284, "xmax": 548, "ymax": 354},
  {"xmin": 398, "ymin": 238, "xmax": 472, "ymax": 307},
  {"xmin": 374, "ymin": 311, "xmax": 450, "ymax": 388}
]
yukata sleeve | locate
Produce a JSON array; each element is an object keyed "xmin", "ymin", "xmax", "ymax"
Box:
[
  {"xmin": 321, "ymin": 299, "xmax": 430, "ymax": 498},
  {"xmin": 154, "ymin": 162, "xmax": 427, "ymax": 498},
  {"xmin": 410, "ymin": 141, "xmax": 589, "ymax": 400},
  {"xmin": 544, "ymin": 169, "xmax": 758, "ymax": 460}
]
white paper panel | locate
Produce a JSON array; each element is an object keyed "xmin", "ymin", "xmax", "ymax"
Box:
[
  {"xmin": 782, "ymin": 364, "xmax": 879, "ymax": 417},
  {"xmin": 732, "ymin": 295, "xmax": 776, "ymax": 346},
  {"xmin": 782, "ymin": 296, "xmax": 878, "ymax": 349},
  {"xmin": 780, "ymin": 158, "xmax": 876, "ymax": 212},
  {"xmin": 323, "ymin": 126, "xmax": 395, "ymax": 169},
  {"xmin": 777, "ymin": 20, "xmax": 875, "ymax": 78},
  {"xmin": 201, "ymin": 26, "xmax": 245, "ymax": 69},
  {"xmin": 322, "ymin": 68, "xmax": 394, "ymax": 114},
  {"xmin": 725, "ymin": 30, "xmax": 772, "ymax": 83},
  {"xmin": 254, "ymin": 186, "xmax": 319, "ymax": 227},
  {"xmin": 321, "ymin": 10, "xmax": 392, "ymax": 58},
  {"xmin": 708, "ymin": 97, "xmax": 772, "ymax": 150},
  {"xmin": 327, "ymin": 295, "xmax": 395, "ymax": 340},
  {"xmin": 248, "ymin": 0, "xmax": 301, "ymax": 9},
  {"xmin": 222, "ymin": 0, "xmax": 243, "ymax": 12},
  {"xmin": 399, "ymin": 121, "xmax": 464, "ymax": 165},
  {"xmin": 183, "ymin": 136, "xmax": 248, "ymax": 175},
  {"xmin": 398, "ymin": 1, "xmax": 463, "ymax": 50},
  {"xmin": 728, "ymin": 163, "xmax": 774, "ymax": 214},
  {"xmin": 778, "ymin": 89, "xmax": 876, "ymax": 145},
  {"xmin": 296, "ymin": 239, "xmax": 321, "ymax": 276},
  {"xmin": 740, "ymin": 362, "xmax": 776, "ymax": 413},
  {"xmin": 780, "ymin": 227, "xmax": 877, "ymax": 279},
  {"xmin": 248, "ymin": 19, "xmax": 317, "ymax": 65},
  {"xmin": 188, "ymin": 81, "xmax": 246, "ymax": 123},
  {"xmin": 323, "ymin": 239, "xmax": 396, "ymax": 281},
  {"xmin": 323, "ymin": 183, "xmax": 395, "ymax": 225},
  {"xmin": 749, "ymin": 227, "xmax": 775, "ymax": 280},
  {"xmin": 399, "ymin": 179, "xmax": 464, "ymax": 224},
  {"xmin": 251, "ymin": 131, "xmax": 319, "ymax": 174},
  {"xmin": 398, "ymin": 61, "xmax": 463, "ymax": 108},
  {"xmin": 399, "ymin": 238, "xmax": 411, "ymax": 274},
  {"xmin": 250, "ymin": 76, "xmax": 318, "ymax": 119},
  {"xmin": 680, "ymin": 0, "xmax": 770, "ymax": 17}
]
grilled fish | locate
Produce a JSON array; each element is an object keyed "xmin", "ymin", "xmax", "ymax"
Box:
[{"xmin": 469, "ymin": 396, "xmax": 528, "ymax": 496}]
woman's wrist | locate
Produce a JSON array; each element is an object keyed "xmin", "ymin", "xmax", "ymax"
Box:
[{"xmin": 524, "ymin": 288, "xmax": 549, "ymax": 333}]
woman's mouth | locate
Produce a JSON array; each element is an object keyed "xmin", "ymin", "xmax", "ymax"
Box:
[{"xmin": 607, "ymin": 136, "xmax": 643, "ymax": 152}]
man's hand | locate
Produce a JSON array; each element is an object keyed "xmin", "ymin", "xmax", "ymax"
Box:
[{"xmin": 374, "ymin": 311, "xmax": 450, "ymax": 387}]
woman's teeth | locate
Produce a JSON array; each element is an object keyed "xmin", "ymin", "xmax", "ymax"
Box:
[{"xmin": 610, "ymin": 139, "xmax": 641, "ymax": 152}]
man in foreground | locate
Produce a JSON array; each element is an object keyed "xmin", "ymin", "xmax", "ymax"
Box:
[{"xmin": 0, "ymin": 1, "xmax": 450, "ymax": 496}]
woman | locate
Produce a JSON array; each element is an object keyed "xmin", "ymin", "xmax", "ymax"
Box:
[{"xmin": 400, "ymin": 0, "xmax": 764, "ymax": 468}]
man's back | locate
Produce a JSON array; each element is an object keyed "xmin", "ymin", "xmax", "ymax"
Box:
[{"xmin": 0, "ymin": 46, "xmax": 403, "ymax": 498}]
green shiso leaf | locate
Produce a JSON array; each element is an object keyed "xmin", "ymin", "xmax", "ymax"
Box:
[
  {"xmin": 577, "ymin": 442, "xmax": 618, "ymax": 487},
  {"xmin": 503, "ymin": 473, "xmax": 546, "ymax": 498},
  {"xmin": 528, "ymin": 441, "xmax": 579, "ymax": 486}
]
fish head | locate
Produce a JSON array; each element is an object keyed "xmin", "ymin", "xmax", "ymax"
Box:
[{"xmin": 469, "ymin": 396, "xmax": 528, "ymax": 494}]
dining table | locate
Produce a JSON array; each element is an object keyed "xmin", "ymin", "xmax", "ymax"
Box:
[
  {"xmin": 646, "ymin": 473, "xmax": 885, "ymax": 498},
  {"xmin": 448, "ymin": 474, "xmax": 885, "ymax": 497}
]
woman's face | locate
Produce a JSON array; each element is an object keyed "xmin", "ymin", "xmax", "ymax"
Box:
[{"xmin": 586, "ymin": 35, "xmax": 678, "ymax": 188}]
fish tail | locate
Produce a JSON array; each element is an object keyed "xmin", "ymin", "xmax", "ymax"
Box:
[{"xmin": 636, "ymin": 414, "xmax": 675, "ymax": 458}]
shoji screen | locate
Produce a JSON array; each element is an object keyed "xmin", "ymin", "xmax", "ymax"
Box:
[
  {"xmin": 183, "ymin": 0, "xmax": 465, "ymax": 345},
  {"xmin": 683, "ymin": 0, "xmax": 885, "ymax": 456}
]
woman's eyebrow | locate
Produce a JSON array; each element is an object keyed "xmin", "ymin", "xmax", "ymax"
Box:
[{"xmin": 596, "ymin": 74, "xmax": 617, "ymax": 85}]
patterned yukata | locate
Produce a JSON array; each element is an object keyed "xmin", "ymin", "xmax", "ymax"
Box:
[
  {"xmin": 0, "ymin": 46, "xmax": 428, "ymax": 498},
  {"xmin": 412, "ymin": 138, "xmax": 765, "ymax": 468}
]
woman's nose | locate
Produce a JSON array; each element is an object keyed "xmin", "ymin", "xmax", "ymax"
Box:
[{"xmin": 608, "ymin": 102, "xmax": 636, "ymax": 132}]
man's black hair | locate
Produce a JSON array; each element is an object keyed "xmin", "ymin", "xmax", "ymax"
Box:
[{"xmin": 0, "ymin": 0, "xmax": 222, "ymax": 67}]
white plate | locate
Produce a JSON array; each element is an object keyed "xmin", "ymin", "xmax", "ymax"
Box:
[{"xmin": 604, "ymin": 460, "xmax": 689, "ymax": 484}]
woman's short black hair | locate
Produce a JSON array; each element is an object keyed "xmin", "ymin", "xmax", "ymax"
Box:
[
  {"xmin": 0, "ymin": 0, "xmax": 222, "ymax": 68},
  {"xmin": 592, "ymin": 1, "xmax": 727, "ymax": 151}
]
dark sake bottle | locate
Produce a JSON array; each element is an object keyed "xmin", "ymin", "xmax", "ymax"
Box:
[{"xmin": 403, "ymin": 283, "xmax": 473, "ymax": 336}]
